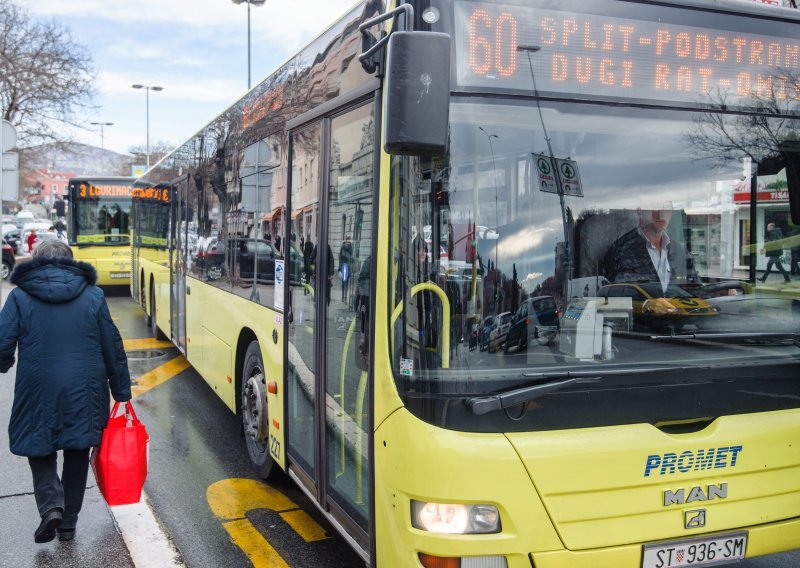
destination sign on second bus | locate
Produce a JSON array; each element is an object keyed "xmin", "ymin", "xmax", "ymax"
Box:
[
  {"xmin": 455, "ymin": 1, "xmax": 800, "ymax": 107},
  {"xmin": 77, "ymin": 183, "xmax": 134, "ymax": 198}
]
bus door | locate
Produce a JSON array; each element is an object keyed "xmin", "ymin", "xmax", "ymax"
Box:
[
  {"xmin": 286, "ymin": 101, "xmax": 375, "ymax": 549},
  {"xmin": 171, "ymin": 177, "xmax": 188, "ymax": 353}
]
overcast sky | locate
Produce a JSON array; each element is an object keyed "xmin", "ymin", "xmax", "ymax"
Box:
[{"xmin": 28, "ymin": 0, "xmax": 357, "ymax": 158}]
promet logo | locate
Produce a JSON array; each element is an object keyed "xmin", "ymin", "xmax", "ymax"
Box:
[{"xmin": 643, "ymin": 445, "xmax": 743, "ymax": 477}]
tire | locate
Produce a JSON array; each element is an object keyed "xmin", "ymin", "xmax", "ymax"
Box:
[
  {"xmin": 518, "ymin": 332, "xmax": 527, "ymax": 352},
  {"xmin": 1, "ymin": 260, "xmax": 10, "ymax": 280},
  {"xmin": 150, "ymin": 287, "xmax": 166, "ymax": 340},
  {"xmin": 142, "ymin": 277, "xmax": 151, "ymax": 328},
  {"xmin": 241, "ymin": 341, "xmax": 276, "ymax": 479}
]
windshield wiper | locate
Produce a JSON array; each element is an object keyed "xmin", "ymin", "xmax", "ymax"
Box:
[
  {"xmin": 465, "ymin": 376, "xmax": 601, "ymax": 415},
  {"xmin": 647, "ymin": 332, "xmax": 799, "ymax": 345},
  {"xmin": 465, "ymin": 365, "xmax": 716, "ymax": 416}
]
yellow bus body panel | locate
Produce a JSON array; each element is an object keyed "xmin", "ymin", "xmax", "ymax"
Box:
[
  {"xmin": 530, "ymin": 516, "xmax": 800, "ymax": 567},
  {"xmin": 374, "ymin": 407, "xmax": 561, "ymax": 568},
  {"xmin": 506, "ymin": 409, "xmax": 800, "ymax": 550},
  {"xmin": 183, "ymin": 278, "xmax": 286, "ymax": 471},
  {"xmin": 72, "ymin": 245, "xmax": 131, "ymax": 286},
  {"xmin": 374, "ymin": 406, "xmax": 800, "ymax": 567},
  {"xmin": 136, "ymin": 249, "xmax": 170, "ymax": 329}
]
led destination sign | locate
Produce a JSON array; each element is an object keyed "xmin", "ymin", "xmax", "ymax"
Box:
[
  {"xmin": 76, "ymin": 183, "xmax": 133, "ymax": 198},
  {"xmin": 455, "ymin": 1, "xmax": 800, "ymax": 107},
  {"xmin": 132, "ymin": 186, "xmax": 171, "ymax": 202},
  {"xmin": 74, "ymin": 183, "xmax": 170, "ymax": 202}
]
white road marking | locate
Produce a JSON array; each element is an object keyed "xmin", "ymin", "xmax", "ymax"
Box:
[{"xmin": 109, "ymin": 491, "xmax": 186, "ymax": 567}]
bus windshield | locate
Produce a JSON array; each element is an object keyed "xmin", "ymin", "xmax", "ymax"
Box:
[
  {"xmin": 73, "ymin": 197, "xmax": 131, "ymax": 245},
  {"xmin": 390, "ymin": 98, "xmax": 800, "ymax": 431},
  {"xmin": 68, "ymin": 179, "xmax": 135, "ymax": 246}
]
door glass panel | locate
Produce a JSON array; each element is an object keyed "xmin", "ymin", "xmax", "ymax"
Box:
[
  {"xmin": 171, "ymin": 180, "xmax": 188, "ymax": 351},
  {"xmin": 325, "ymin": 104, "xmax": 374, "ymax": 529},
  {"xmin": 233, "ymin": 133, "xmax": 284, "ymax": 307},
  {"xmin": 287, "ymin": 123, "xmax": 322, "ymax": 474}
]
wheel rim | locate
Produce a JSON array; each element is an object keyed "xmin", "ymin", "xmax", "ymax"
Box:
[
  {"xmin": 1, "ymin": 264, "xmax": 9, "ymax": 280},
  {"xmin": 242, "ymin": 363, "xmax": 269, "ymax": 449}
]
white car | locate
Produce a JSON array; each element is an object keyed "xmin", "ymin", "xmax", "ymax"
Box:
[
  {"xmin": 20, "ymin": 229, "xmax": 57, "ymax": 255},
  {"xmin": 488, "ymin": 311, "xmax": 513, "ymax": 352}
]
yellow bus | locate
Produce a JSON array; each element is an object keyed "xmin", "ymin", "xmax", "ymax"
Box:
[
  {"xmin": 134, "ymin": 1, "xmax": 800, "ymax": 566},
  {"xmin": 67, "ymin": 176, "xmax": 134, "ymax": 286},
  {"xmin": 130, "ymin": 183, "xmax": 172, "ymax": 338}
]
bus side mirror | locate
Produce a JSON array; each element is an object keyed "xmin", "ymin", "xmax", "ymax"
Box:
[{"xmin": 383, "ymin": 31, "xmax": 450, "ymax": 156}]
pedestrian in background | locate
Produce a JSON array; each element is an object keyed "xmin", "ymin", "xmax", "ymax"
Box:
[
  {"xmin": 759, "ymin": 222, "xmax": 791, "ymax": 283},
  {"xmin": 26, "ymin": 228, "xmax": 37, "ymax": 254},
  {"xmin": 0, "ymin": 240, "xmax": 131, "ymax": 543}
]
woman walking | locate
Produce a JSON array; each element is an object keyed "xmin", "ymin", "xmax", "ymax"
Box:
[{"xmin": 0, "ymin": 240, "xmax": 131, "ymax": 543}]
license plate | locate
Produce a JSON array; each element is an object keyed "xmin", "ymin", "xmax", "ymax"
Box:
[
  {"xmin": 642, "ymin": 532, "xmax": 746, "ymax": 567},
  {"xmin": 110, "ymin": 272, "xmax": 131, "ymax": 279}
]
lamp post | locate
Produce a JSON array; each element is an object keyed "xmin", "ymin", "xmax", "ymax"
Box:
[
  {"xmin": 480, "ymin": 126, "xmax": 500, "ymax": 309},
  {"xmin": 131, "ymin": 84, "xmax": 164, "ymax": 169},
  {"xmin": 231, "ymin": 0, "xmax": 267, "ymax": 90},
  {"xmin": 90, "ymin": 121, "xmax": 113, "ymax": 150},
  {"xmin": 519, "ymin": 44, "xmax": 572, "ymax": 299}
]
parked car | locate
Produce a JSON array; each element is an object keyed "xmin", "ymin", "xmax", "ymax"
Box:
[
  {"xmin": 2, "ymin": 227, "xmax": 20, "ymax": 255},
  {"xmin": 488, "ymin": 311, "xmax": 512, "ymax": 352},
  {"xmin": 597, "ymin": 282, "xmax": 719, "ymax": 330},
  {"xmin": 233, "ymin": 238, "xmax": 281, "ymax": 282},
  {"xmin": 478, "ymin": 315, "xmax": 495, "ymax": 351},
  {"xmin": 2, "ymin": 239, "xmax": 15, "ymax": 280},
  {"xmin": 20, "ymin": 229, "xmax": 57, "ymax": 255},
  {"xmin": 505, "ymin": 295, "xmax": 560, "ymax": 352}
]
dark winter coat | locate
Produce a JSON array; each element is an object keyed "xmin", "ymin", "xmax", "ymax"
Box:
[
  {"xmin": 0, "ymin": 257, "xmax": 131, "ymax": 457},
  {"xmin": 601, "ymin": 228, "xmax": 697, "ymax": 286},
  {"xmin": 765, "ymin": 227, "xmax": 785, "ymax": 258}
]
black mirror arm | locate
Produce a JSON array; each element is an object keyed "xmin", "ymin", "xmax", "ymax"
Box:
[{"xmin": 358, "ymin": 4, "xmax": 415, "ymax": 74}]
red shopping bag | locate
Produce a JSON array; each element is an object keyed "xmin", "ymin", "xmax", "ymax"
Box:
[{"xmin": 92, "ymin": 401, "xmax": 150, "ymax": 506}]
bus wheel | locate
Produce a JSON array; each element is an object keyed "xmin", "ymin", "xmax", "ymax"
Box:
[
  {"xmin": 150, "ymin": 287, "xmax": 166, "ymax": 340},
  {"xmin": 142, "ymin": 280, "xmax": 151, "ymax": 327},
  {"xmin": 241, "ymin": 341, "xmax": 275, "ymax": 479}
]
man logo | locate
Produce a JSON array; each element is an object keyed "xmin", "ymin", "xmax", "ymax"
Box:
[{"xmin": 685, "ymin": 509, "xmax": 706, "ymax": 529}]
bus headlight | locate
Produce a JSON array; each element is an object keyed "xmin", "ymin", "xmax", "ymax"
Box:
[{"xmin": 411, "ymin": 501, "xmax": 501, "ymax": 534}]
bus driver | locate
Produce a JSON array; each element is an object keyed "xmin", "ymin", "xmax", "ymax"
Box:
[{"xmin": 601, "ymin": 205, "xmax": 695, "ymax": 293}]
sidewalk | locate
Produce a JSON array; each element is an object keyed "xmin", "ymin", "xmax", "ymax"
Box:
[
  {"xmin": 0, "ymin": 283, "xmax": 182, "ymax": 568},
  {"xmin": 0, "ymin": 359, "xmax": 135, "ymax": 567}
]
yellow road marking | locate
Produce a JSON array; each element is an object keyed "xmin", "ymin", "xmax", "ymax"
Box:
[
  {"xmin": 207, "ymin": 478, "xmax": 329, "ymax": 567},
  {"xmin": 131, "ymin": 356, "xmax": 191, "ymax": 398},
  {"xmin": 208, "ymin": 479, "xmax": 295, "ymax": 519},
  {"xmin": 124, "ymin": 338, "xmax": 174, "ymax": 351},
  {"xmin": 222, "ymin": 519, "xmax": 289, "ymax": 568},
  {"xmin": 279, "ymin": 510, "xmax": 328, "ymax": 543}
]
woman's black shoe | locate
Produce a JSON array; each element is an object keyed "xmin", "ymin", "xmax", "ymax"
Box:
[
  {"xmin": 34, "ymin": 509, "xmax": 62, "ymax": 543},
  {"xmin": 57, "ymin": 528, "xmax": 76, "ymax": 541}
]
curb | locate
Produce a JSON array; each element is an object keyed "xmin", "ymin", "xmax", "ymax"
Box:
[{"xmin": 108, "ymin": 490, "xmax": 186, "ymax": 568}]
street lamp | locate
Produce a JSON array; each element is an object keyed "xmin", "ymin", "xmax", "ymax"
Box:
[
  {"xmin": 480, "ymin": 126, "xmax": 500, "ymax": 310},
  {"xmin": 131, "ymin": 84, "xmax": 164, "ymax": 169},
  {"xmin": 90, "ymin": 121, "xmax": 113, "ymax": 150},
  {"xmin": 519, "ymin": 44, "xmax": 572, "ymax": 299},
  {"xmin": 231, "ymin": 0, "xmax": 267, "ymax": 90}
]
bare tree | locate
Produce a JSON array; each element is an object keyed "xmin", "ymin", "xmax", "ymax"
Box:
[
  {"xmin": 684, "ymin": 74, "xmax": 800, "ymax": 168},
  {"xmin": 0, "ymin": 0, "xmax": 96, "ymax": 145}
]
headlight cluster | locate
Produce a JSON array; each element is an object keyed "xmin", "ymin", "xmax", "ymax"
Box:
[{"xmin": 411, "ymin": 501, "xmax": 501, "ymax": 534}]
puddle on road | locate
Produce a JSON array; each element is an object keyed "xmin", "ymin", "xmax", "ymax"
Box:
[{"xmin": 128, "ymin": 349, "xmax": 169, "ymax": 376}]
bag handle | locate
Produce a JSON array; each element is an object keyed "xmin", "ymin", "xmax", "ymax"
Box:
[{"xmin": 110, "ymin": 401, "xmax": 140, "ymax": 423}]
